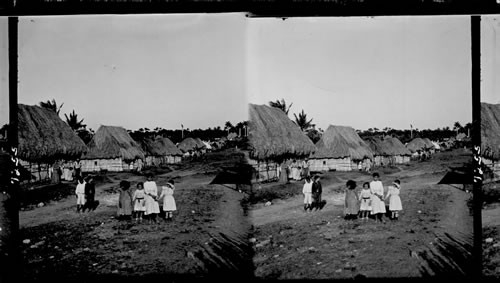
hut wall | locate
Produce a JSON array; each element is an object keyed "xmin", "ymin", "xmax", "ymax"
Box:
[
  {"xmin": 20, "ymin": 159, "xmax": 51, "ymax": 182},
  {"xmin": 310, "ymin": 157, "xmax": 352, "ymax": 172},
  {"xmin": 248, "ymin": 159, "xmax": 279, "ymax": 182},
  {"xmin": 394, "ymin": 155, "xmax": 411, "ymax": 164},
  {"xmin": 165, "ymin": 155, "xmax": 182, "ymax": 164},
  {"xmin": 145, "ymin": 156, "xmax": 163, "ymax": 167},
  {"xmin": 81, "ymin": 158, "xmax": 124, "ymax": 172},
  {"xmin": 122, "ymin": 159, "xmax": 144, "ymax": 171},
  {"xmin": 483, "ymin": 158, "xmax": 500, "ymax": 179}
]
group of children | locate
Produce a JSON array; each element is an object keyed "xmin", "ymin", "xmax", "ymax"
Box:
[
  {"xmin": 117, "ymin": 174, "xmax": 177, "ymax": 223},
  {"xmin": 74, "ymin": 175, "xmax": 98, "ymax": 213},
  {"xmin": 344, "ymin": 172, "xmax": 403, "ymax": 222},
  {"xmin": 301, "ymin": 175, "xmax": 325, "ymax": 211}
]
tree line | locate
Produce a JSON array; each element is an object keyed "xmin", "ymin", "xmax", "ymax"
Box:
[
  {"xmin": 268, "ymin": 98, "xmax": 472, "ymax": 144},
  {"xmin": 37, "ymin": 99, "xmax": 247, "ymax": 145}
]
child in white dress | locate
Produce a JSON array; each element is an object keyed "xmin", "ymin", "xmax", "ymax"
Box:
[
  {"xmin": 133, "ymin": 182, "xmax": 146, "ymax": 223},
  {"xmin": 385, "ymin": 179, "xmax": 403, "ymax": 220},
  {"xmin": 144, "ymin": 174, "xmax": 160, "ymax": 224},
  {"xmin": 359, "ymin": 182, "xmax": 372, "ymax": 220},
  {"xmin": 75, "ymin": 177, "xmax": 86, "ymax": 213},
  {"xmin": 302, "ymin": 176, "xmax": 313, "ymax": 212},
  {"xmin": 159, "ymin": 180, "xmax": 177, "ymax": 221},
  {"xmin": 370, "ymin": 172, "xmax": 386, "ymax": 223}
]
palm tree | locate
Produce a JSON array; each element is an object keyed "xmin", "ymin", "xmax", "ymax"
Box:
[
  {"xmin": 293, "ymin": 109, "xmax": 314, "ymax": 131},
  {"xmin": 269, "ymin": 99, "xmax": 293, "ymax": 115},
  {"xmin": 40, "ymin": 99, "xmax": 63, "ymax": 115},
  {"xmin": 453, "ymin": 121, "xmax": 463, "ymax": 135},
  {"xmin": 64, "ymin": 110, "xmax": 86, "ymax": 131},
  {"xmin": 224, "ymin": 121, "xmax": 234, "ymax": 134}
]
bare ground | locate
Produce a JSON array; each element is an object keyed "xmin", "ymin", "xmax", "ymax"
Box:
[
  {"xmin": 250, "ymin": 149, "xmax": 473, "ymax": 279},
  {"xmin": 19, "ymin": 149, "xmax": 254, "ymax": 281}
]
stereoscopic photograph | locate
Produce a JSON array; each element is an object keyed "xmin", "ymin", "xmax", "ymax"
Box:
[{"xmin": 0, "ymin": 13, "xmax": 487, "ymax": 281}]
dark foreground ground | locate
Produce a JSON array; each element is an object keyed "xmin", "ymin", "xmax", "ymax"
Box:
[
  {"xmin": 19, "ymin": 149, "xmax": 254, "ymax": 281},
  {"xmin": 249, "ymin": 149, "xmax": 473, "ymax": 279}
]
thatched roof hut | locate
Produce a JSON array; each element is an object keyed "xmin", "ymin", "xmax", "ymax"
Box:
[
  {"xmin": 18, "ymin": 104, "xmax": 87, "ymax": 162},
  {"xmin": 82, "ymin": 125, "xmax": 145, "ymax": 161},
  {"xmin": 142, "ymin": 136, "xmax": 183, "ymax": 157},
  {"xmin": 365, "ymin": 136, "xmax": 411, "ymax": 156},
  {"xmin": 406, "ymin": 138, "xmax": 430, "ymax": 153},
  {"xmin": 248, "ymin": 104, "xmax": 315, "ymax": 160},
  {"xmin": 178, "ymin": 137, "xmax": 200, "ymax": 153},
  {"xmin": 312, "ymin": 125, "xmax": 373, "ymax": 160},
  {"xmin": 481, "ymin": 102, "xmax": 500, "ymax": 160}
]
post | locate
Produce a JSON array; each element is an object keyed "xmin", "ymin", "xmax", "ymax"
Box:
[
  {"xmin": 471, "ymin": 15, "xmax": 482, "ymax": 279},
  {"xmin": 0, "ymin": 17, "xmax": 20, "ymax": 283}
]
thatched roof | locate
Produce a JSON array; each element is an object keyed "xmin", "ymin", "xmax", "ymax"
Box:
[
  {"xmin": 481, "ymin": 102, "xmax": 500, "ymax": 160},
  {"xmin": 364, "ymin": 136, "xmax": 411, "ymax": 156},
  {"xmin": 194, "ymin": 138, "xmax": 207, "ymax": 149},
  {"xmin": 248, "ymin": 104, "xmax": 316, "ymax": 160},
  {"xmin": 312, "ymin": 125, "xmax": 373, "ymax": 160},
  {"xmin": 142, "ymin": 136, "xmax": 183, "ymax": 157},
  {"xmin": 178, "ymin": 137, "xmax": 200, "ymax": 152},
  {"xmin": 422, "ymin": 138, "xmax": 434, "ymax": 148},
  {"xmin": 82, "ymin": 125, "xmax": 145, "ymax": 161},
  {"xmin": 18, "ymin": 104, "xmax": 87, "ymax": 162},
  {"xmin": 406, "ymin": 138, "xmax": 431, "ymax": 153}
]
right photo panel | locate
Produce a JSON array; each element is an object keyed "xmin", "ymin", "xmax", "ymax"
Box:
[
  {"xmin": 481, "ymin": 15, "xmax": 500, "ymax": 278},
  {"xmin": 245, "ymin": 16, "xmax": 473, "ymax": 279}
]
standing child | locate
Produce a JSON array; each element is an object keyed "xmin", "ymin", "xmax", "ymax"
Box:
[
  {"xmin": 117, "ymin": 181, "xmax": 133, "ymax": 221},
  {"xmin": 83, "ymin": 175, "xmax": 97, "ymax": 212},
  {"xmin": 75, "ymin": 177, "xmax": 86, "ymax": 213},
  {"xmin": 344, "ymin": 180, "xmax": 360, "ymax": 220},
  {"xmin": 359, "ymin": 182, "xmax": 372, "ymax": 220},
  {"xmin": 144, "ymin": 174, "xmax": 160, "ymax": 224},
  {"xmin": 159, "ymin": 180, "xmax": 177, "ymax": 221},
  {"xmin": 370, "ymin": 172, "xmax": 386, "ymax": 223},
  {"xmin": 385, "ymin": 179, "xmax": 403, "ymax": 220},
  {"xmin": 133, "ymin": 182, "xmax": 146, "ymax": 223},
  {"xmin": 312, "ymin": 175, "xmax": 323, "ymax": 211},
  {"xmin": 302, "ymin": 176, "xmax": 313, "ymax": 212}
]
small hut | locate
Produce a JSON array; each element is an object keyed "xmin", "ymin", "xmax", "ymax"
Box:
[
  {"xmin": 481, "ymin": 102, "xmax": 500, "ymax": 177},
  {"xmin": 17, "ymin": 104, "xmax": 87, "ymax": 182},
  {"xmin": 406, "ymin": 138, "xmax": 429, "ymax": 158},
  {"xmin": 80, "ymin": 125, "xmax": 145, "ymax": 172},
  {"xmin": 248, "ymin": 104, "xmax": 316, "ymax": 182},
  {"xmin": 310, "ymin": 125, "xmax": 373, "ymax": 172},
  {"xmin": 364, "ymin": 136, "xmax": 411, "ymax": 167},
  {"xmin": 142, "ymin": 136, "xmax": 183, "ymax": 166},
  {"xmin": 178, "ymin": 137, "xmax": 205, "ymax": 157}
]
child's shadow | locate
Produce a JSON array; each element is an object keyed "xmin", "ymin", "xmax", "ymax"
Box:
[{"xmin": 318, "ymin": 200, "xmax": 327, "ymax": 210}]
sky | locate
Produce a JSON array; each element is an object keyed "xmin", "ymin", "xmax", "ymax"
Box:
[
  {"xmin": 0, "ymin": 17, "xmax": 8, "ymax": 126},
  {"xmin": 481, "ymin": 15, "xmax": 500, "ymax": 104},
  {"xmin": 246, "ymin": 16, "xmax": 472, "ymax": 131},
  {"xmin": 17, "ymin": 14, "xmax": 248, "ymax": 131}
]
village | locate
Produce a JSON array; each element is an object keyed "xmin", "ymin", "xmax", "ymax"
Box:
[
  {"xmin": 0, "ymin": 14, "xmax": 486, "ymax": 280},
  {"xmin": 13, "ymin": 100, "xmax": 255, "ymax": 279},
  {"xmin": 244, "ymin": 102, "xmax": 473, "ymax": 278}
]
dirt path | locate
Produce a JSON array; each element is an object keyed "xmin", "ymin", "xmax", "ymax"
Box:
[
  {"xmin": 250, "ymin": 151, "xmax": 473, "ymax": 279},
  {"xmin": 20, "ymin": 150, "xmax": 254, "ymax": 280}
]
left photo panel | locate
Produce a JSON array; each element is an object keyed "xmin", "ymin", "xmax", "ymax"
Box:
[{"xmin": 12, "ymin": 14, "xmax": 253, "ymax": 279}]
